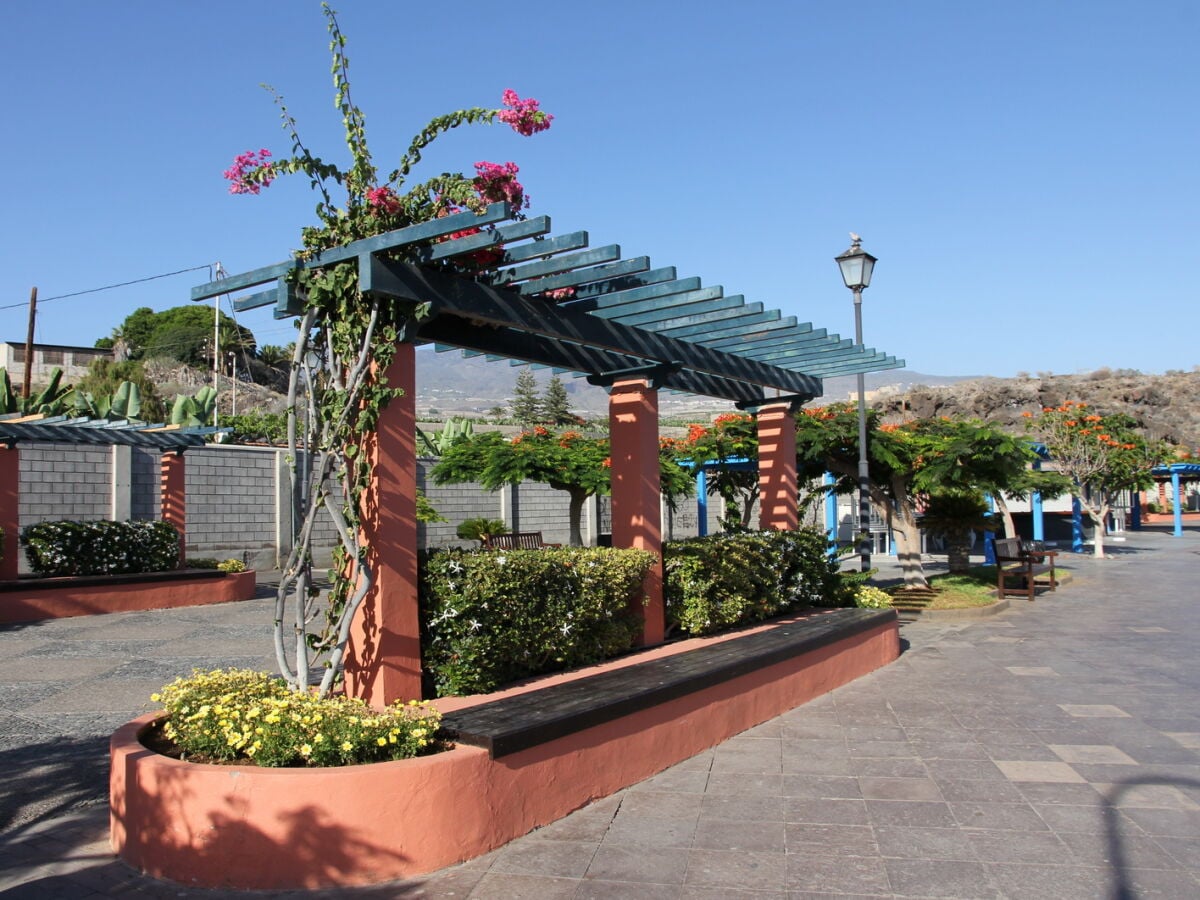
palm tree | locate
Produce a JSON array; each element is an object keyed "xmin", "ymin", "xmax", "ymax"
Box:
[{"xmin": 919, "ymin": 490, "xmax": 996, "ymax": 574}]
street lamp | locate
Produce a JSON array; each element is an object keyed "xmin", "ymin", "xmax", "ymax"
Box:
[{"xmin": 835, "ymin": 233, "xmax": 877, "ymax": 573}]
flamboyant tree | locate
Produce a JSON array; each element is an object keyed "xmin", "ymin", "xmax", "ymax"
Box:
[
  {"xmin": 432, "ymin": 427, "xmax": 693, "ymax": 546},
  {"xmin": 1025, "ymin": 402, "xmax": 1161, "ymax": 558},
  {"xmin": 222, "ymin": 3, "xmax": 554, "ymax": 695},
  {"xmin": 794, "ymin": 405, "xmax": 1049, "ymax": 589}
]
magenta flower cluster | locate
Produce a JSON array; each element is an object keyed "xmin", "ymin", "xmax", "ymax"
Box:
[
  {"xmin": 366, "ymin": 186, "xmax": 402, "ymax": 214},
  {"xmin": 223, "ymin": 149, "xmax": 274, "ymax": 195},
  {"xmin": 473, "ymin": 161, "xmax": 527, "ymax": 209},
  {"xmin": 497, "ymin": 89, "xmax": 553, "ymax": 137}
]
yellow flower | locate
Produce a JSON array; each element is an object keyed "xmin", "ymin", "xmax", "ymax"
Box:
[
  {"xmin": 377, "ymin": 737, "xmax": 388, "ymax": 746},
  {"xmin": 150, "ymin": 693, "xmax": 161, "ymax": 702},
  {"xmin": 314, "ymin": 733, "xmax": 325, "ymax": 743},
  {"xmin": 341, "ymin": 741, "xmax": 353, "ymax": 752},
  {"xmin": 299, "ymin": 744, "xmax": 312, "ymax": 757}
]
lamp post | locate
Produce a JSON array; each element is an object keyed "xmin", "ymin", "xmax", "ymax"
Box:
[{"xmin": 835, "ymin": 233, "xmax": 877, "ymax": 573}]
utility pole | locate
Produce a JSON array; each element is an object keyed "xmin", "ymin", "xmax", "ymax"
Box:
[{"xmin": 22, "ymin": 287, "xmax": 37, "ymax": 400}]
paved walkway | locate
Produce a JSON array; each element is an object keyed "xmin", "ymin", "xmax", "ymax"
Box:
[{"xmin": 1, "ymin": 529, "xmax": 1198, "ymax": 898}]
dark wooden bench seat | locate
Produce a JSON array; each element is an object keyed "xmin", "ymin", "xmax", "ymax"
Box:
[
  {"xmin": 995, "ymin": 537, "xmax": 1057, "ymax": 601},
  {"xmin": 481, "ymin": 531, "xmax": 560, "ymax": 550},
  {"xmin": 439, "ymin": 608, "xmax": 897, "ymax": 757}
]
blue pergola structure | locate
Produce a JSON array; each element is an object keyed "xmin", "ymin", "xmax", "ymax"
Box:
[{"xmin": 1139, "ymin": 462, "xmax": 1200, "ymax": 537}]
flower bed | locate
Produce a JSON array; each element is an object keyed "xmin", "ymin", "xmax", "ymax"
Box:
[{"xmin": 111, "ymin": 608, "xmax": 900, "ymax": 890}]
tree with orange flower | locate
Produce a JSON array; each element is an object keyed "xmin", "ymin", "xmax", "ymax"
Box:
[
  {"xmin": 1025, "ymin": 402, "xmax": 1161, "ymax": 558},
  {"xmin": 432, "ymin": 428, "xmax": 692, "ymax": 546}
]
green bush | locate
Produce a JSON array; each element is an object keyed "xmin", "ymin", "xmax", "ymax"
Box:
[
  {"xmin": 421, "ymin": 546, "xmax": 655, "ymax": 695},
  {"xmin": 152, "ymin": 668, "xmax": 442, "ymax": 767},
  {"xmin": 663, "ymin": 528, "xmax": 851, "ymax": 636},
  {"xmin": 217, "ymin": 558, "xmax": 247, "ymax": 573},
  {"xmin": 21, "ymin": 520, "xmax": 180, "ymax": 576}
]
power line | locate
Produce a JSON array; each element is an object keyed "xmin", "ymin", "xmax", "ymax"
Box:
[{"xmin": 1, "ymin": 264, "xmax": 213, "ymax": 311}]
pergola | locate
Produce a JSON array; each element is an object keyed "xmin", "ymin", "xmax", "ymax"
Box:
[
  {"xmin": 0, "ymin": 415, "xmax": 214, "ymax": 580},
  {"xmin": 1144, "ymin": 462, "xmax": 1200, "ymax": 537},
  {"xmin": 192, "ymin": 203, "xmax": 904, "ymax": 703}
]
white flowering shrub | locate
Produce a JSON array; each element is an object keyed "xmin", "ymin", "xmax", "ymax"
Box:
[
  {"xmin": 21, "ymin": 520, "xmax": 180, "ymax": 576},
  {"xmin": 420, "ymin": 547, "xmax": 654, "ymax": 695}
]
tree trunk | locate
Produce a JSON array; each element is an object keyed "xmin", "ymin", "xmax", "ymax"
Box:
[
  {"xmin": 993, "ymin": 494, "xmax": 1018, "ymax": 539},
  {"xmin": 880, "ymin": 477, "xmax": 928, "ymax": 590},
  {"xmin": 1078, "ymin": 494, "xmax": 1110, "ymax": 559},
  {"xmin": 946, "ymin": 536, "xmax": 971, "ymax": 574},
  {"xmin": 567, "ymin": 489, "xmax": 586, "ymax": 547}
]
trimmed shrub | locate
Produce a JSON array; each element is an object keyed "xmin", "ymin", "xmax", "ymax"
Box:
[
  {"xmin": 20, "ymin": 520, "xmax": 180, "ymax": 576},
  {"xmin": 421, "ymin": 546, "xmax": 655, "ymax": 695},
  {"xmin": 663, "ymin": 528, "xmax": 852, "ymax": 636}
]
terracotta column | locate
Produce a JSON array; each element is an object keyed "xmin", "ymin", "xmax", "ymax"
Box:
[
  {"xmin": 757, "ymin": 403, "xmax": 798, "ymax": 531},
  {"xmin": 159, "ymin": 450, "xmax": 186, "ymax": 568},
  {"xmin": 609, "ymin": 378, "xmax": 664, "ymax": 646},
  {"xmin": 345, "ymin": 344, "xmax": 422, "ymax": 705},
  {"xmin": 0, "ymin": 443, "xmax": 19, "ymax": 581}
]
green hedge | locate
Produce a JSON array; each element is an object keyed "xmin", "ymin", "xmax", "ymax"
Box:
[
  {"xmin": 663, "ymin": 528, "xmax": 852, "ymax": 636},
  {"xmin": 421, "ymin": 546, "xmax": 655, "ymax": 696},
  {"xmin": 20, "ymin": 520, "xmax": 181, "ymax": 576}
]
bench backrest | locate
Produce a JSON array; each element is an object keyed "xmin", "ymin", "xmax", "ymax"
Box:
[
  {"xmin": 483, "ymin": 532, "xmax": 545, "ymax": 550},
  {"xmin": 994, "ymin": 538, "xmax": 1022, "ymax": 560}
]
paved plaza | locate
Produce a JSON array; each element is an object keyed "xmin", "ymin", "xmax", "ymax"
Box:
[{"xmin": 1, "ymin": 528, "xmax": 1198, "ymax": 898}]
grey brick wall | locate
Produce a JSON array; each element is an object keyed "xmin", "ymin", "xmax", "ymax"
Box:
[
  {"xmin": 185, "ymin": 446, "xmax": 277, "ymax": 557},
  {"xmin": 19, "ymin": 442, "xmax": 111, "ymax": 525},
  {"xmin": 12, "ymin": 445, "xmax": 712, "ymax": 571}
]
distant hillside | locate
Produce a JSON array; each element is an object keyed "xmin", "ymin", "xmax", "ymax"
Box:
[
  {"xmin": 874, "ymin": 369, "xmax": 1200, "ymax": 448},
  {"xmin": 414, "ymin": 348, "xmax": 958, "ymax": 421}
]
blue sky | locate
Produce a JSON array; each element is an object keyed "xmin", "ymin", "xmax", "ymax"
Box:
[{"xmin": 3, "ymin": 0, "xmax": 1196, "ymax": 379}]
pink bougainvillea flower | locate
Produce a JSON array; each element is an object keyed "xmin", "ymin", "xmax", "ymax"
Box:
[
  {"xmin": 497, "ymin": 89, "xmax": 553, "ymax": 136},
  {"xmin": 543, "ymin": 287, "xmax": 576, "ymax": 302},
  {"xmin": 223, "ymin": 149, "xmax": 274, "ymax": 195},
  {"xmin": 473, "ymin": 160, "xmax": 528, "ymax": 209},
  {"xmin": 366, "ymin": 185, "xmax": 402, "ymax": 215}
]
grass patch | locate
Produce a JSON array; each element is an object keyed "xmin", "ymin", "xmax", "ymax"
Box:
[{"xmin": 890, "ymin": 567, "xmax": 998, "ymax": 610}]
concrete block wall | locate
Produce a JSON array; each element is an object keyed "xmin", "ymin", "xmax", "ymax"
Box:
[
  {"xmin": 184, "ymin": 446, "xmax": 278, "ymax": 559},
  {"xmin": 12, "ymin": 444, "xmax": 713, "ymax": 571},
  {"xmin": 19, "ymin": 442, "xmax": 111, "ymax": 525}
]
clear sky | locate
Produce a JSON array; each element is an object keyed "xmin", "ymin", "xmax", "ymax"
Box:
[{"xmin": 3, "ymin": 0, "xmax": 1196, "ymax": 380}]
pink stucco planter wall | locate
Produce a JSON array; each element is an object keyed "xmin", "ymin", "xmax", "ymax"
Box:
[
  {"xmin": 110, "ymin": 617, "xmax": 899, "ymax": 890},
  {"xmin": 0, "ymin": 570, "xmax": 256, "ymax": 624}
]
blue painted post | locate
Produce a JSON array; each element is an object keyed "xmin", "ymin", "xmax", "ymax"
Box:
[
  {"xmin": 1031, "ymin": 457, "xmax": 1045, "ymax": 543},
  {"xmin": 696, "ymin": 468, "xmax": 708, "ymax": 537},
  {"xmin": 1131, "ymin": 491, "xmax": 1142, "ymax": 530},
  {"xmin": 1071, "ymin": 495, "xmax": 1085, "ymax": 552},
  {"xmin": 983, "ymin": 495, "xmax": 996, "ymax": 565},
  {"xmin": 823, "ymin": 472, "xmax": 837, "ymax": 557},
  {"xmin": 1172, "ymin": 469, "xmax": 1183, "ymax": 537}
]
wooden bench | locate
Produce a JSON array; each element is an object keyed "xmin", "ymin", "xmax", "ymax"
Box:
[
  {"xmin": 481, "ymin": 531, "xmax": 560, "ymax": 550},
  {"xmin": 440, "ymin": 608, "xmax": 897, "ymax": 757},
  {"xmin": 995, "ymin": 537, "xmax": 1057, "ymax": 601}
]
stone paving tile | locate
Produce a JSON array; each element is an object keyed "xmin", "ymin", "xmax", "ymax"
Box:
[
  {"xmin": 882, "ymin": 857, "xmax": 999, "ymax": 898},
  {"xmin": 7, "ymin": 533, "xmax": 1200, "ymax": 898},
  {"xmin": 993, "ymin": 760, "xmax": 1086, "ymax": 783},
  {"xmin": 786, "ymin": 848, "xmax": 892, "ymax": 895}
]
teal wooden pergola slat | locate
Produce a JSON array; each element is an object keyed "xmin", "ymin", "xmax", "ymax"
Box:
[
  {"xmin": 704, "ymin": 326, "xmax": 823, "ymax": 353},
  {"xmin": 745, "ymin": 338, "xmax": 857, "ymax": 364},
  {"xmin": 191, "ymin": 202, "xmax": 515, "ymax": 300},
  {"xmin": 608, "ymin": 296, "xmax": 753, "ymax": 330},
  {"xmin": 570, "ymin": 276, "xmax": 702, "ymax": 312},
  {"xmin": 563, "ymin": 267, "xmax": 679, "ymax": 304},
  {"xmin": 418, "ymin": 216, "xmax": 556, "ymax": 262},
  {"xmin": 489, "ymin": 245, "xmax": 621, "ymax": 286},
  {"xmin": 657, "ymin": 310, "xmax": 787, "ymax": 341},
  {"xmin": 517, "ymin": 257, "xmax": 651, "ymax": 295},
  {"xmin": 597, "ymin": 288, "xmax": 728, "ymax": 324}
]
